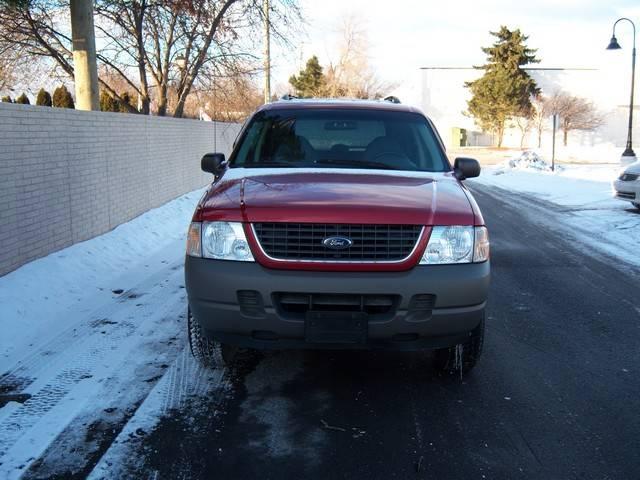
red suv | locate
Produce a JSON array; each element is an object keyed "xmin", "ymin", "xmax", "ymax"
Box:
[{"xmin": 185, "ymin": 99, "xmax": 490, "ymax": 374}]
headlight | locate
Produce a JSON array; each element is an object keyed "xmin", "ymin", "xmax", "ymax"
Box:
[
  {"xmin": 420, "ymin": 226, "xmax": 489, "ymax": 264},
  {"xmin": 187, "ymin": 221, "xmax": 255, "ymax": 261}
]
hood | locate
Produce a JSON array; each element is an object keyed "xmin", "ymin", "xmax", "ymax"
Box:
[
  {"xmin": 196, "ymin": 168, "xmax": 476, "ymax": 226},
  {"xmin": 623, "ymin": 160, "xmax": 640, "ymax": 175}
]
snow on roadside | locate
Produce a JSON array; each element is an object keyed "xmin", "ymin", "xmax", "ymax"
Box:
[
  {"xmin": 0, "ymin": 187, "xmax": 213, "ymax": 479},
  {"xmin": 481, "ymin": 163, "xmax": 621, "ymax": 207},
  {"xmin": 473, "ymin": 162, "xmax": 640, "ymax": 269},
  {"xmin": 497, "ymin": 150, "xmax": 559, "ymax": 172},
  {"xmin": 0, "ymin": 188, "xmax": 205, "ymax": 363}
]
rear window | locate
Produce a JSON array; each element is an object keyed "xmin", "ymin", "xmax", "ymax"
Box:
[{"xmin": 229, "ymin": 108, "xmax": 450, "ymax": 172}]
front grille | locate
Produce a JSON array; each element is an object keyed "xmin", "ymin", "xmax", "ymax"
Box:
[
  {"xmin": 253, "ymin": 223, "xmax": 422, "ymax": 261},
  {"xmin": 620, "ymin": 173, "xmax": 639, "ymax": 181},
  {"xmin": 617, "ymin": 191, "xmax": 636, "ymax": 200},
  {"xmin": 273, "ymin": 292, "xmax": 399, "ymax": 319}
]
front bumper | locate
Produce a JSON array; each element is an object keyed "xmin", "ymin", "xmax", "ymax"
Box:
[
  {"xmin": 185, "ymin": 257, "xmax": 490, "ymax": 351},
  {"xmin": 613, "ymin": 178, "xmax": 640, "ymax": 203}
]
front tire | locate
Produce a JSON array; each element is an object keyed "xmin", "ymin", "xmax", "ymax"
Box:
[
  {"xmin": 434, "ymin": 314, "xmax": 485, "ymax": 376},
  {"xmin": 187, "ymin": 308, "xmax": 234, "ymax": 368}
]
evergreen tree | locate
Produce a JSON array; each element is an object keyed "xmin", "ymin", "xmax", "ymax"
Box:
[
  {"xmin": 52, "ymin": 85, "xmax": 75, "ymax": 109},
  {"xmin": 15, "ymin": 93, "xmax": 30, "ymax": 104},
  {"xmin": 289, "ymin": 56, "xmax": 325, "ymax": 98},
  {"xmin": 100, "ymin": 91, "xmax": 119, "ymax": 112},
  {"xmin": 36, "ymin": 88, "xmax": 53, "ymax": 106},
  {"xmin": 118, "ymin": 92, "xmax": 136, "ymax": 113},
  {"xmin": 1, "ymin": 96, "xmax": 13, "ymax": 103},
  {"xmin": 465, "ymin": 26, "xmax": 540, "ymax": 147}
]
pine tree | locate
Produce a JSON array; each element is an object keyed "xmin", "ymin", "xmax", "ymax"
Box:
[
  {"xmin": 118, "ymin": 92, "xmax": 136, "ymax": 113},
  {"xmin": 289, "ymin": 56, "xmax": 325, "ymax": 98},
  {"xmin": 52, "ymin": 85, "xmax": 75, "ymax": 109},
  {"xmin": 100, "ymin": 91, "xmax": 119, "ymax": 112},
  {"xmin": 15, "ymin": 93, "xmax": 30, "ymax": 104},
  {"xmin": 1, "ymin": 96, "xmax": 13, "ymax": 103},
  {"xmin": 36, "ymin": 89, "xmax": 53, "ymax": 106},
  {"xmin": 465, "ymin": 26, "xmax": 540, "ymax": 147}
]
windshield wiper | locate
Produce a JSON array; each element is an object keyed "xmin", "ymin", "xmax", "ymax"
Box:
[{"xmin": 314, "ymin": 158, "xmax": 396, "ymax": 170}]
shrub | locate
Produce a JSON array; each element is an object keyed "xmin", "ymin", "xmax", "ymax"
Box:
[
  {"xmin": 100, "ymin": 91, "xmax": 119, "ymax": 112},
  {"xmin": 15, "ymin": 93, "xmax": 30, "ymax": 104},
  {"xmin": 118, "ymin": 92, "xmax": 136, "ymax": 113},
  {"xmin": 1, "ymin": 96, "xmax": 12, "ymax": 103},
  {"xmin": 36, "ymin": 88, "xmax": 53, "ymax": 106},
  {"xmin": 52, "ymin": 85, "xmax": 75, "ymax": 109}
]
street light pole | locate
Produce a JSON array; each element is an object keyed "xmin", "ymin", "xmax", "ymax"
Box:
[{"xmin": 607, "ymin": 17, "xmax": 636, "ymax": 163}]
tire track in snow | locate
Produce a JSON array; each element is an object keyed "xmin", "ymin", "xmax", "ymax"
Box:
[
  {"xmin": 87, "ymin": 349, "xmax": 230, "ymax": 479},
  {"xmin": 0, "ymin": 264, "xmax": 187, "ymax": 479},
  {"xmin": 0, "ymin": 259, "xmax": 183, "ymax": 396}
]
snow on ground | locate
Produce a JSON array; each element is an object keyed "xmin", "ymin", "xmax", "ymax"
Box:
[
  {"xmin": 0, "ymin": 187, "xmax": 232, "ymax": 479},
  {"xmin": 0, "ymin": 188, "xmax": 205, "ymax": 362},
  {"xmin": 473, "ymin": 153, "xmax": 640, "ymax": 269}
]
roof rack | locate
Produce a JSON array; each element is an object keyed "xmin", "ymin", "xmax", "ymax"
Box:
[{"xmin": 383, "ymin": 96, "xmax": 401, "ymax": 104}]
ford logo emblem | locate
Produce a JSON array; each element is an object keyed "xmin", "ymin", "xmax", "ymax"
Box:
[{"xmin": 322, "ymin": 236, "xmax": 353, "ymax": 250}]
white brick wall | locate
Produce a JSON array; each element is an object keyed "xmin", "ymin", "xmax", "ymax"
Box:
[{"xmin": 0, "ymin": 102, "xmax": 240, "ymax": 276}]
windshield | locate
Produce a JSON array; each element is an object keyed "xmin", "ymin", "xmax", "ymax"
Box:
[{"xmin": 229, "ymin": 108, "xmax": 450, "ymax": 172}]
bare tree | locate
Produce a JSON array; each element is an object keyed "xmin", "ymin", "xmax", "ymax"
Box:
[
  {"xmin": 0, "ymin": 40, "xmax": 54, "ymax": 97},
  {"xmin": 187, "ymin": 74, "xmax": 263, "ymax": 121},
  {"xmin": 323, "ymin": 15, "xmax": 395, "ymax": 99},
  {"xmin": 547, "ymin": 91, "xmax": 604, "ymax": 146},
  {"xmin": 0, "ymin": 0, "xmax": 301, "ymax": 116},
  {"xmin": 0, "ymin": 45, "xmax": 19, "ymax": 92},
  {"xmin": 513, "ymin": 115, "xmax": 533, "ymax": 148},
  {"xmin": 531, "ymin": 94, "xmax": 552, "ymax": 148}
]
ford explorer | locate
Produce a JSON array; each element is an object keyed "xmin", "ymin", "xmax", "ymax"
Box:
[{"xmin": 185, "ymin": 99, "xmax": 490, "ymax": 375}]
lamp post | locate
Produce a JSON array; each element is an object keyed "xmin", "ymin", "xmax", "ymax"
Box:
[{"xmin": 607, "ymin": 17, "xmax": 636, "ymax": 164}]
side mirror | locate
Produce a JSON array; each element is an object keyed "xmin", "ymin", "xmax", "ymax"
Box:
[
  {"xmin": 453, "ymin": 157, "xmax": 480, "ymax": 180},
  {"xmin": 201, "ymin": 153, "xmax": 226, "ymax": 175}
]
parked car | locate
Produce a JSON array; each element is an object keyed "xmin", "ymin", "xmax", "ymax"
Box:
[
  {"xmin": 613, "ymin": 161, "xmax": 640, "ymax": 210},
  {"xmin": 185, "ymin": 98, "xmax": 490, "ymax": 375}
]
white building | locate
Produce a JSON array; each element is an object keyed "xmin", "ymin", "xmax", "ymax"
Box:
[{"xmin": 419, "ymin": 66, "xmax": 638, "ymax": 158}]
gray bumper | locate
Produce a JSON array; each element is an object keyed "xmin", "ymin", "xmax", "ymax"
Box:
[
  {"xmin": 613, "ymin": 178, "xmax": 639, "ymax": 203},
  {"xmin": 185, "ymin": 257, "xmax": 490, "ymax": 351}
]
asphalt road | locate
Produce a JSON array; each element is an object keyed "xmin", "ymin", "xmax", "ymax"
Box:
[{"xmin": 23, "ymin": 183, "xmax": 640, "ymax": 479}]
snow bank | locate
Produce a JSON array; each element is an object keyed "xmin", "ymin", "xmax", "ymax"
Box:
[
  {"xmin": 489, "ymin": 144, "xmax": 627, "ymax": 176},
  {"xmin": 496, "ymin": 150, "xmax": 559, "ymax": 173},
  {"xmin": 473, "ymin": 163, "xmax": 640, "ymax": 269},
  {"xmin": 481, "ymin": 160, "xmax": 623, "ymax": 206},
  {"xmin": 0, "ymin": 188, "xmax": 205, "ymax": 361}
]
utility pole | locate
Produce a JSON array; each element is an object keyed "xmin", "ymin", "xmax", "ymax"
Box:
[
  {"xmin": 263, "ymin": 0, "xmax": 271, "ymax": 104},
  {"xmin": 70, "ymin": 0, "xmax": 99, "ymax": 110},
  {"xmin": 551, "ymin": 113, "xmax": 557, "ymax": 172}
]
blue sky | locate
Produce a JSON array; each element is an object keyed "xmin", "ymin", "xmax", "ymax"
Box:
[{"xmin": 271, "ymin": 0, "xmax": 640, "ymax": 101}]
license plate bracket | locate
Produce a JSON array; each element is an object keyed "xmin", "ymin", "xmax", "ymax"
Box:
[{"xmin": 304, "ymin": 311, "xmax": 368, "ymax": 344}]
